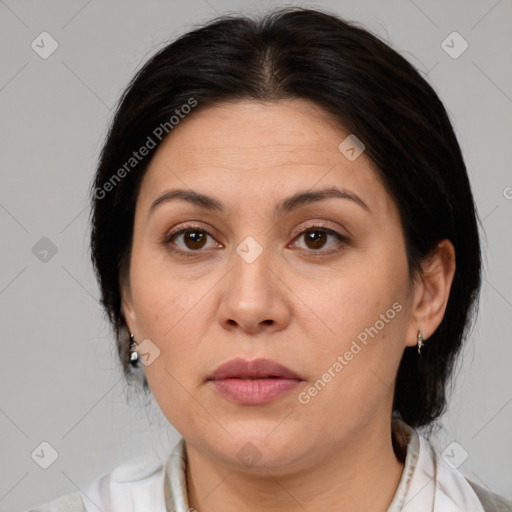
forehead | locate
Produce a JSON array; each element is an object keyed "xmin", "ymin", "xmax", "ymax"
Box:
[{"xmin": 137, "ymin": 99, "xmax": 395, "ymax": 218}]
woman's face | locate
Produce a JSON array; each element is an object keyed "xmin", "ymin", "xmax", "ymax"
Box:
[{"xmin": 122, "ymin": 98, "xmax": 420, "ymax": 473}]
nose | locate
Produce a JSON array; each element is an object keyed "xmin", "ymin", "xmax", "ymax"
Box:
[{"xmin": 216, "ymin": 241, "xmax": 292, "ymax": 335}]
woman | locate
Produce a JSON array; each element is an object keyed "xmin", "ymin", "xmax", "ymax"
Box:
[{"xmin": 27, "ymin": 7, "xmax": 512, "ymax": 512}]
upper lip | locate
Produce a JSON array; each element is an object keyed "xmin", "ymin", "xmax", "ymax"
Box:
[{"xmin": 208, "ymin": 358, "xmax": 303, "ymax": 381}]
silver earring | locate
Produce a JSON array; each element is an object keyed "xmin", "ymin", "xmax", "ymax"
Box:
[
  {"xmin": 129, "ymin": 333, "xmax": 139, "ymax": 367},
  {"xmin": 417, "ymin": 330, "xmax": 424, "ymax": 355}
]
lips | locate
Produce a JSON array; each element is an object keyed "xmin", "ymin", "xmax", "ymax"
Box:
[
  {"xmin": 207, "ymin": 358, "xmax": 304, "ymax": 405},
  {"xmin": 207, "ymin": 358, "xmax": 303, "ymax": 381}
]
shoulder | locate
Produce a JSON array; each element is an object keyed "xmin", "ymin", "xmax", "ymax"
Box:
[
  {"xmin": 392, "ymin": 418, "xmax": 512, "ymax": 512},
  {"xmin": 23, "ymin": 492, "xmax": 86, "ymax": 512},
  {"xmin": 465, "ymin": 479, "xmax": 512, "ymax": 512},
  {"xmin": 24, "ymin": 454, "xmax": 168, "ymax": 512},
  {"xmin": 24, "ymin": 441, "xmax": 185, "ymax": 512}
]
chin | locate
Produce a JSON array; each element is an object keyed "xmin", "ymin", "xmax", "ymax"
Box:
[{"xmin": 207, "ymin": 427, "xmax": 311, "ymax": 473}]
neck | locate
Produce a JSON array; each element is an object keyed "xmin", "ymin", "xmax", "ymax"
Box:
[{"xmin": 184, "ymin": 417, "xmax": 405, "ymax": 512}]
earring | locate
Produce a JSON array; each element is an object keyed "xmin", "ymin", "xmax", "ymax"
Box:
[
  {"xmin": 129, "ymin": 333, "xmax": 140, "ymax": 367},
  {"xmin": 417, "ymin": 330, "xmax": 424, "ymax": 355}
]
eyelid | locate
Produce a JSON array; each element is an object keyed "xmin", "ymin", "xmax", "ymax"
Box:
[
  {"xmin": 161, "ymin": 222, "xmax": 222, "ymax": 247},
  {"xmin": 289, "ymin": 220, "xmax": 350, "ymax": 241},
  {"xmin": 287, "ymin": 222, "xmax": 350, "ymax": 255}
]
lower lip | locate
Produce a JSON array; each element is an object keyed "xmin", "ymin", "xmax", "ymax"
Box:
[{"xmin": 209, "ymin": 378, "xmax": 302, "ymax": 405}]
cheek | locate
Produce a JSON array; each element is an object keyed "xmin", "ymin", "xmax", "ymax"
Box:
[
  {"xmin": 298, "ymin": 246, "xmax": 410, "ymax": 404},
  {"xmin": 128, "ymin": 248, "xmax": 217, "ymax": 392},
  {"xmin": 310, "ymin": 251, "xmax": 409, "ymax": 345},
  {"xmin": 129, "ymin": 263, "xmax": 206, "ymax": 431},
  {"xmin": 129, "ymin": 240, "xmax": 202, "ymax": 337}
]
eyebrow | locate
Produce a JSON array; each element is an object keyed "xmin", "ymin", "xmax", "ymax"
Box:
[{"xmin": 148, "ymin": 186, "xmax": 371, "ymax": 218}]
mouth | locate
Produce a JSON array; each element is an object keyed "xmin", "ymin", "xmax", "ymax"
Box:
[
  {"xmin": 207, "ymin": 357, "xmax": 303, "ymax": 381},
  {"xmin": 207, "ymin": 358, "xmax": 304, "ymax": 405}
]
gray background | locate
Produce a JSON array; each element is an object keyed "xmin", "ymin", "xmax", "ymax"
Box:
[{"xmin": 1, "ymin": 0, "xmax": 511, "ymax": 510}]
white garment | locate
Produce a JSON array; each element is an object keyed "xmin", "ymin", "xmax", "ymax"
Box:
[{"xmin": 26, "ymin": 419, "xmax": 512, "ymax": 511}]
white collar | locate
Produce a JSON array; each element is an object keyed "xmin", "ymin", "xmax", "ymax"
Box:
[
  {"xmin": 386, "ymin": 418, "xmax": 484, "ymax": 511},
  {"xmin": 83, "ymin": 419, "xmax": 485, "ymax": 511}
]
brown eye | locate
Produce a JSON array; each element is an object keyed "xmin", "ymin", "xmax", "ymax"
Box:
[
  {"xmin": 304, "ymin": 230, "xmax": 328, "ymax": 250},
  {"xmin": 291, "ymin": 226, "xmax": 348, "ymax": 253},
  {"xmin": 182, "ymin": 230, "xmax": 207, "ymax": 250},
  {"xmin": 165, "ymin": 228, "xmax": 219, "ymax": 252}
]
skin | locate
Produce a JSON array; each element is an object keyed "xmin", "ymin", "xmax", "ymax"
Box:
[{"xmin": 121, "ymin": 98, "xmax": 456, "ymax": 512}]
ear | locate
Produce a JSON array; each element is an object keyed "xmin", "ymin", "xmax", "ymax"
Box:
[
  {"xmin": 120, "ymin": 274, "xmax": 138, "ymax": 337},
  {"xmin": 405, "ymin": 239, "xmax": 456, "ymax": 348}
]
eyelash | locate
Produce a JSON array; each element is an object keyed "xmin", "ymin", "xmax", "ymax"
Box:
[{"xmin": 160, "ymin": 222, "xmax": 350, "ymax": 258}]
